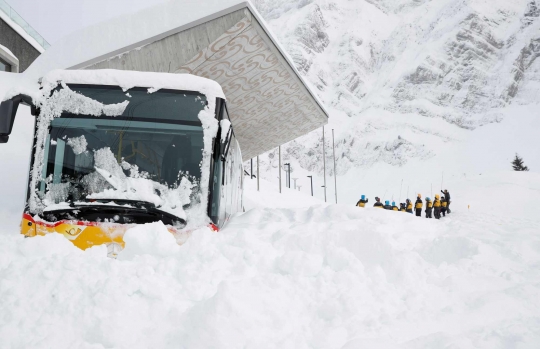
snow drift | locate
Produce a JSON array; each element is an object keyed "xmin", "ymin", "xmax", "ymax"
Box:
[{"xmin": 1, "ymin": 176, "xmax": 540, "ymax": 348}]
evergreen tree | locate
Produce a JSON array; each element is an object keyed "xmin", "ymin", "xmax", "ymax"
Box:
[{"xmin": 512, "ymin": 154, "xmax": 529, "ymax": 171}]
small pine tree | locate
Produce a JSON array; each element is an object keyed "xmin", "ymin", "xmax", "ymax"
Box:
[{"xmin": 512, "ymin": 153, "xmax": 529, "ymax": 171}]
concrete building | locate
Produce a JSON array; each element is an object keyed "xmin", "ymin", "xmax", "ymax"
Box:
[{"xmin": 0, "ymin": 0, "xmax": 48, "ymax": 72}]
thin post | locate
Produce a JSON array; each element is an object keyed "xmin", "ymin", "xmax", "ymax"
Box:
[
  {"xmin": 287, "ymin": 163, "xmax": 291, "ymax": 188},
  {"xmin": 250, "ymin": 158, "xmax": 254, "ymax": 179},
  {"xmin": 307, "ymin": 175, "xmax": 313, "ymax": 196},
  {"xmin": 399, "ymin": 179, "xmax": 403, "ymax": 203},
  {"xmin": 407, "ymin": 186, "xmax": 409, "ymax": 200},
  {"xmin": 332, "ymin": 129, "xmax": 337, "ymax": 204},
  {"xmin": 284, "ymin": 163, "xmax": 290, "ymax": 188},
  {"xmin": 322, "ymin": 127, "xmax": 327, "ymax": 202},
  {"xmin": 287, "ymin": 162, "xmax": 291, "ymax": 189},
  {"xmin": 431, "ymin": 183, "xmax": 433, "ymax": 198},
  {"xmin": 279, "ymin": 146, "xmax": 282, "ymax": 193},
  {"xmin": 257, "ymin": 156, "xmax": 260, "ymax": 191}
]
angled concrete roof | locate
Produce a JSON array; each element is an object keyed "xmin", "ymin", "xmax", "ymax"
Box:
[{"xmin": 28, "ymin": 0, "xmax": 328, "ymax": 160}]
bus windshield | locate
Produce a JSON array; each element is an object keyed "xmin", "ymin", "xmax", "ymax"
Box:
[{"xmin": 35, "ymin": 85, "xmax": 208, "ymax": 220}]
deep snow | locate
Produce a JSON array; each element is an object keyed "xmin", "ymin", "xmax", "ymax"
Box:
[{"xmin": 1, "ymin": 176, "xmax": 540, "ymax": 348}]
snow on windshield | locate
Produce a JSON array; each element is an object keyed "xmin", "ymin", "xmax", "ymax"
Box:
[
  {"xmin": 81, "ymin": 147, "xmax": 194, "ymax": 221},
  {"xmin": 66, "ymin": 135, "xmax": 88, "ymax": 155},
  {"xmin": 29, "ymin": 84, "xmax": 128, "ymax": 212}
]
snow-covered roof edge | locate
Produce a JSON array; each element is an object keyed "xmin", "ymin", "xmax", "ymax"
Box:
[
  {"xmin": 66, "ymin": 1, "xmax": 328, "ymax": 119},
  {"xmin": 41, "ymin": 69, "xmax": 226, "ymax": 99}
]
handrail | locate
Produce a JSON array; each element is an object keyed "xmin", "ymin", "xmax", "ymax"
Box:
[{"xmin": 0, "ymin": 0, "xmax": 50, "ymax": 49}]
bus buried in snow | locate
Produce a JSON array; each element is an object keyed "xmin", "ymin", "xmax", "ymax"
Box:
[{"xmin": 0, "ymin": 70, "xmax": 243, "ymax": 255}]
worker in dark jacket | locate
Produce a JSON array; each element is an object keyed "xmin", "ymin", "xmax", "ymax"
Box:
[
  {"xmin": 400, "ymin": 203, "xmax": 406, "ymax": 212},
  {"xmin": 433, "ymin": 194, "xmax": 441, "ymax": 219},
  {"xmin": 373, "ymin": 197, "xmax": 383, "ymax": 208},
  {"xmin": 441, "ymin": 189, "xmax": 451, "ymax": 213},
  {"xmin": 384, "ymin": 200, "xmax": 393, "ymax": 210},
  {"xmin": 356, "ymin": 195, "xmax": 369, "ymax": 208},
  {"xmin": 425, "ymin": 197, "xmax": 433, "ymax": 218},
  {"xmin": 441, "ymin": 197, "xmax": 448, "ymax": 217},
  {"xmin": 406, "ymin": 199, "xmax": 413, "ymax": 213},
  {"xmin": 415, "ymin": 194, "xmax": 423, "ymax": 217}
]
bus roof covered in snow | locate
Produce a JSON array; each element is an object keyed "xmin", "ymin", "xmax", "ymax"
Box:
[{"xmin": 26, "ymin": 0, "xmax": 328, "ymax": 160}]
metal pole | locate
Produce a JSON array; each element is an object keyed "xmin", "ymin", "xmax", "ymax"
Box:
[
  {"xmin": 284, "ymin": 163, "xmax": 291, "ymax": 188},
  {"xmin": 288, "ymin": 165, "xmax": 291, "ymax": 188},
  {"xmin": 257, "ymin": 156, "xmax": 260, "ymax": 191},
  {"xmin": 279, "ymin": 146, "xmax": 282, "ymax": 193},
  {"xmin": 250, "ymin": 158, "xmax": 254, "ymax": 179},
  {"xmin": 332, "ymin": 129, "xmax": 337, "ymax": 204},
  {"xmin": 307, "ymin": 175, "xmax": 313, "ymax": 196},
  {"xmin": 287, "ymin": 164, "xmax": 289, "ymax": 188},
  {"xmin": 399, "ymin": 179, "xmax": 403, "ymax": 203},
  {"xmin": 322, "ymin": 127, "xmax": 327, "ymax": 202}
]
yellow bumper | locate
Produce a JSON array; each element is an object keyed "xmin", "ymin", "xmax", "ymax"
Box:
[{"xmin": 21, "ymin": 213, "xmax": 180, "ymax": 251}]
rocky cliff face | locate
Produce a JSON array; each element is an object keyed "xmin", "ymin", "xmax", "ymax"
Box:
[{"xmin": 248, "ymin": 0, "xmax": 540, "ymax": 176}]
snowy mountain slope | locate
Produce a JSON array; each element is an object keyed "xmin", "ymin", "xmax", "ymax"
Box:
[
  {"xmin": 1, "ymin": 175, "xmax": 540, "ymax": 348},
  {"xmin": 255, "ymin": 0, "xmax": 540, "ymax": 122},
  {"xmin": 246, "ymin": 0, "xmax": 540, "ymax": 205}
]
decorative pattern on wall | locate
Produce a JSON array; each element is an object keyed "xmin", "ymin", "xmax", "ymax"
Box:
[{"xmin": 175, "ymin": 10, "xmax": 327, "ymax": 161}]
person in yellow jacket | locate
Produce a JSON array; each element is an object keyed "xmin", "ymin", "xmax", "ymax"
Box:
[
  {"xmin": 392, "ymin": 201, "xmax": 399, "ymax": 211},
  {"xmin": 405, "ymin": 199, "xmax": 413, "ymax": 213},
  {"xmin": 441, "ymin": 196, "xmax": 448, "ymax": 217},
  {"xmin": 356, "ymin": 195, "xmax": 369, "ymax": 208},
  {"xmin": 425, "ymin": 197, "xmax": 433, "ymax": 218},
  {"xmin": 373, "ymin": 197, "xmax": 384, "ymax": 208},
  {"xmin": 433, "ymin": 194, "xmax": 441, "ymax": 219},
  {"xmin": 415, "ymin": 194, "xmax": 423, "ymax": 217}
]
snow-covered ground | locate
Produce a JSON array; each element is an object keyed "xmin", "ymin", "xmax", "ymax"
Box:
[
  {"xmin": 1, "ymin": 0, "xmax": 540, "ymax": 347},
  {"xmin": 1, "ymin": 175, "xmax": 540, "ymax": 348}
]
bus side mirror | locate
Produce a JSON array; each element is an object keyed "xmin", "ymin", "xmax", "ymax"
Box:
[{"xmin": 0, "ymin": 94, "xmax": 34, "ymax": 144}]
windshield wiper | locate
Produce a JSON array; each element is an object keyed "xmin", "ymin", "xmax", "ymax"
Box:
[
  {"xmin": 43, "ymin": 199, "xmax": 186, "ymax": 227},
  {"xmin": 84, "ymin": 198, "xmax": 157, "ymax": 209}
]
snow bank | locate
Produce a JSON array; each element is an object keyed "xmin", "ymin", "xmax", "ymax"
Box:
[
  {"xmin": 244, "ymin": 176, "xmax": 326, "ymax": 209},
  {"xmin": 1, "ymin": 181, "xmax": 540, "ymax": 348}
]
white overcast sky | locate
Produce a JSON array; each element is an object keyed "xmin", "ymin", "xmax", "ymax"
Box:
[{"xmin": 8, "ymin": 0, "xmax": 168, "ymax": 44}]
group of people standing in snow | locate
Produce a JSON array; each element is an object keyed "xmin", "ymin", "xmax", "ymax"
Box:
[{"xmin": 356, "ymin": 189, "xmax": 451, "ymax": 219}]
